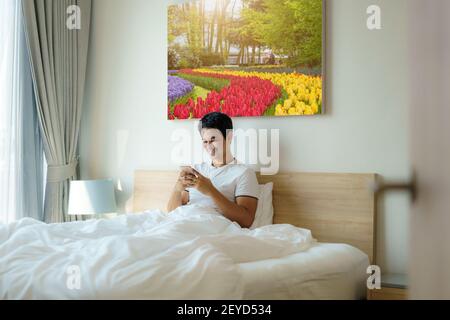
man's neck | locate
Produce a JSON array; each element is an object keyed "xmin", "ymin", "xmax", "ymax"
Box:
[{"xmin": 212, "ymin": 154, "xmax": 235, "ymax": 168}]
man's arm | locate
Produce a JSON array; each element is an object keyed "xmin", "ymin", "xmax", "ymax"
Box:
[
  {"xmin": 187, "ymin": 168, "xmax": 257, "ymax": 228},
  {"xmin": 208, "ymin": 188, "xmax": 257, "ymax": 228},
  {"xmin": 166, "ymin": 173, "xmax": 192, "ymax": 212},
  {"xmin": 166, "ymin": 188, "xmax": 189, "ymax": 212}
]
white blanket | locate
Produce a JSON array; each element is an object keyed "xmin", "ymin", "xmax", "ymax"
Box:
[{"xmin": 0, "ymin": 204, "xmax": 314, "ymax": 300}]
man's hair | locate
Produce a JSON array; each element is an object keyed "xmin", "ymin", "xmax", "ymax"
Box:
[{"xmin": 198, "ymin": 112, "xmax": 233, "ymax": 139}]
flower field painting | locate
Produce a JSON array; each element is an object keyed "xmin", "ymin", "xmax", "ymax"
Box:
[{"xmin": 168, "ymin": 0, "xmax": 324, "ymax": 120}]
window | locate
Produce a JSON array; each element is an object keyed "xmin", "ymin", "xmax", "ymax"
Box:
[{"xmin": 0, "ymin": 0, "xmax": 44, "ymax": 223}]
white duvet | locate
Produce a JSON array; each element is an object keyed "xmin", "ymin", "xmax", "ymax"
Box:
[{"xmin": 0, "ymin": 204, "xmax": 314, "ymax": 300}]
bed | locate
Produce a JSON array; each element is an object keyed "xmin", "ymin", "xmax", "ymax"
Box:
[
  {"xmin": 0, "ymin": 170, "xmax": 376, "ymax": 300},
  {"xmin": 133, "ymin": 170, "xmax": 377, "ymax": 300}
]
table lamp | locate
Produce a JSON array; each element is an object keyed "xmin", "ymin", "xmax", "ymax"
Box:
[{"xmin": 68, "ymin": 179, "xmax": 117, "ymax": 219}]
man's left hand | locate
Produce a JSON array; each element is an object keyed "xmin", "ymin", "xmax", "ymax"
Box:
[{"xmin": 188, "ymin": 169, "xmax": 216, "ymax": 196}]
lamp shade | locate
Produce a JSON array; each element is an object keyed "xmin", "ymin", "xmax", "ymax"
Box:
[{"xmin": 68, "ymin": 179, "xmax": 117, "ymax": 215}]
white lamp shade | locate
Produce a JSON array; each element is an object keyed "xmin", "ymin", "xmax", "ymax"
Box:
[{"xmin": 68, "ymin": 179, "xmax": 117, "ymax": 215}]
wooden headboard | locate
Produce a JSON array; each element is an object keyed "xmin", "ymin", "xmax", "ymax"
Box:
[{"xmin": 132, "ymin": 170, "xmax": 377, "ymax": 263}]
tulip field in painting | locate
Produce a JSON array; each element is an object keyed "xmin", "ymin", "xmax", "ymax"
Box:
[{"xmin": 168, "ymin": 0, "xmax": 324, "ymax": 120}]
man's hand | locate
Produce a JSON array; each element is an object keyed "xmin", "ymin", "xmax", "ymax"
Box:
[
  {"xmin": 185, "ymin": 168, "xmax": 216, "ymax": 196},
  {"xmin": 175, "ymin": 169, "xmax": 197, "ymax": 192}
]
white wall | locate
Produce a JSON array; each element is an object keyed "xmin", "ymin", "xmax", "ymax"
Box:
[{"xmin": 80, "ymin": 0, "xmax": 410, "ymax": 274}]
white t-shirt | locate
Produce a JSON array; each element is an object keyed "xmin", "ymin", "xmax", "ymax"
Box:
[{"xmin": 186, "ymin": 160, "xmax": 259, "ymax": 214}]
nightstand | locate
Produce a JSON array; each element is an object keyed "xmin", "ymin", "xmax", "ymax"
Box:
[{"xmin": 367, "ymin": 273, "xmax": 408, "ymax": 300}]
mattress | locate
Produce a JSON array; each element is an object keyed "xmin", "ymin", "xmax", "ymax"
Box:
[{"xmin": 238, "ymin": 242, "xmax": 370, "ymax": 300}]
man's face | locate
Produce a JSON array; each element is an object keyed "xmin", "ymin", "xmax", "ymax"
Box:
[{"xmin": 200, "ymin": 128, "xmax": 230, "ymax": 161}]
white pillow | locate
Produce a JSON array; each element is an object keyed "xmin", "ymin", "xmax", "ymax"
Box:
[{"xmin": 250, "ymin": 182, "xmax": 274, "ymax": 229}]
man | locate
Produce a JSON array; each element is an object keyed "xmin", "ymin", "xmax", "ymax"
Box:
[{"xmin": 167, "ymin": 112, "xmax": 259, "ymax": 228}]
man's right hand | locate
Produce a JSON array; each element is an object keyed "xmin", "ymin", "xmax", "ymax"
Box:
[{"xmin": 175, "ymin": 170, "xmax": 197, "ymax": 192}]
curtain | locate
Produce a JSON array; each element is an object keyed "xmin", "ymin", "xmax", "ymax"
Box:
[
  {"xmin": 0, "ymin": 0, "xmax": 44, "ymax": 224},
  {"xmin": 22, "ymin": 0, "xmax": 92, "ymax": 223}
]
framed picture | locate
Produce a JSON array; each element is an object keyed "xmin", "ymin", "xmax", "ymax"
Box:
[{"xmin": 168, "ymin": 0, "xmax": 325, "ymax": 120}]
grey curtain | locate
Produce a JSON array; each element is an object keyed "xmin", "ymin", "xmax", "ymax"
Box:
[{"xmin": 22, "ymin": 0, "xmax": 91, "ymax": 223}]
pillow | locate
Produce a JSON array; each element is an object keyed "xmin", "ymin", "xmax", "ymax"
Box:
[{"xmin": 250, "ymin": 182, "xmax": 274, "ymax": 229}]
